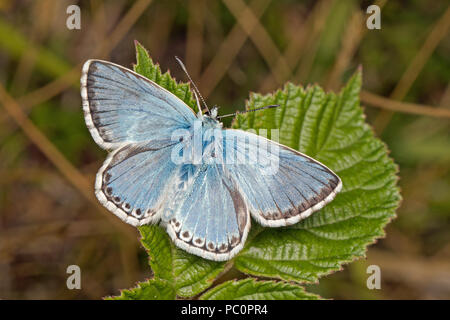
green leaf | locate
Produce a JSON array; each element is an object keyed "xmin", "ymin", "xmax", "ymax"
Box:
[
  {"xmin": 232, "ymin": 71, "xmax": 401, "ymax": 283},
  {"xmin": 107, "ymin": 279, "xmax": 176, "ymax": 300},
  {"xmin": 133, "ymin": 42, "xmax": 225, "ymax": 298},
  {"xmin": 139, "ymin": 225, "xmax": 226, "ymax": 298},
  {"xmin": 199, "ymin": 279, "xmax": 319, "ymax": 300}
]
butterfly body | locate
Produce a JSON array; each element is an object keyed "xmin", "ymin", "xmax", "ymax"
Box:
[{"xmin": 81, "ymin": 59, "xmax": 342, "ymax": 261}]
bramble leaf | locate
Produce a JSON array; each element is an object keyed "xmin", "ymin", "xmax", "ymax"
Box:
[
  {"xmin": 232, "ymin": 72, "xmax": 401, "ymax": 283},
  {"xmin": 108, "ymin": 279, "xmax": 175, "ymax": 300},
  {"xmin": 199, "ymin": 278, "xmax": 320, "ymax": 300}
]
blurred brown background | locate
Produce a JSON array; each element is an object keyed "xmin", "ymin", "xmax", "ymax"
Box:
[{"xmin": 0, "ymin": 0, "xmax": 449, "ymax": 299}]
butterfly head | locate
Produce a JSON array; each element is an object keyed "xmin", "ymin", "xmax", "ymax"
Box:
[
  {"xmin": 208, "ymin": 105, "xmax": 219, "ymax": 119},
  {"xmin": 202, "ymin": 106, "xmax": 222, "ymax": 128}
]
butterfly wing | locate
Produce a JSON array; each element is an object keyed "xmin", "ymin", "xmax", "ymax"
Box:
[
  {"xmin": 95, "ymin": 139, "xmax": 183, "ymax": 226},
  {"xmin": 81, "ymin": 60, "xmax": 198, "ymax": 226},
  {"xmin": 81, "ymin": 59, "xmax": 197, "ymax": 150},
  {"xmin": 223, "ymin": 129, "xmax": 342, "ymax": 227},
  {"xmin": 164, "ymin": 164, "xmax": 250, "ymax": 261}
]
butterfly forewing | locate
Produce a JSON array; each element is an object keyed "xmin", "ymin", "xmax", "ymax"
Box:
[
  {"xmin": 81, "ymin": 59, "xmax": 196, "ymax": 150},
  {"xmin": 223, "ymin": 129, "xmax": 342, "ymax": 227}
]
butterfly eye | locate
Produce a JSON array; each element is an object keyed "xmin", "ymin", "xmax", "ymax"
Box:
[{"xmin": 179, "ymin": 137, "xmax": 184, "ymax": 142}]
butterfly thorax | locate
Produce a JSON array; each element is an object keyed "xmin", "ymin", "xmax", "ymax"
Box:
[{"xmin": 201, "ymin": 116, "xmax": 222, "ymax": 129}]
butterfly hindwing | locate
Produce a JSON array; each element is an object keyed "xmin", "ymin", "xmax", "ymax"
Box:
[
  {"xmin": 95, "ymin": 139, "xmax": 181, "ymax": 226},
  {"xmin": 81, "ymin": 59, "xmax": 196, "ymax": 149},
  {"xmin": 164, "ymin": 164, "xmax": 250, "ymax": 261},
  {"xmin": 224, "ymin": 129, "xmax": 342, "ymax": 227}
]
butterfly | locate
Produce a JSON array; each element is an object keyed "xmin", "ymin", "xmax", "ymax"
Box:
[{"xmin": 80, "ymin": 59, "xmax": 342, "ymax": 261}]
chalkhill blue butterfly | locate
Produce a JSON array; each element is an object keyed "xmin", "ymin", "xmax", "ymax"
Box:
[{"xmin": 81, "ymin": 59, "xmax": 342, "ymax": 261}]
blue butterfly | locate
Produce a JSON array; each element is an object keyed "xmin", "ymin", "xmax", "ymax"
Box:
[{"xmin": 81, "ymin": 59, "xmax": 342, "ymax": 261}]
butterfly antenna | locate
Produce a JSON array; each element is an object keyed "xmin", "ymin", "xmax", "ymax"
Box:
[
  {"xmin": 192, "ymin": 90, "xmax": 202, "ymax": 116},
  {"xmin": 217, "ymin": 104, "xmax": 280, "ymax": 120},
  {"xmin": 175, "ymin": 56, "xmax": 209, "ymax": 114}
]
